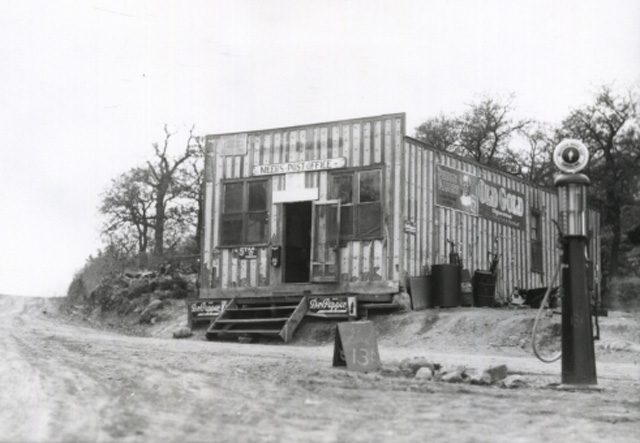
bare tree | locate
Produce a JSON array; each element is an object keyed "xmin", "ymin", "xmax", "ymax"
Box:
[
  {"xmin": 456, "ymin": 97, "xmax": 530, "ymax": 167},
  {"xmin": 146, "ymin": 124, "xmax": 197, "ymax": 256},
  {"xmin": 414, "ymin": 114, "xmax": 459, "ymax": 152},
  {"xmin": 176, "ymin": 135, "xmax": 205, "ymax": 253},
  {"xmin": 414, "ymin": 97, "xmax": 529, "ymax": 168},
  {"xmin": 503, "ymin": 123, "xmax": 555, "ymax": 186}
]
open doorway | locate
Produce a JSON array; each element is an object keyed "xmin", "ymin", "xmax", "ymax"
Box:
[{"xmin": 284, "ymin": 201, "xmax": 312, "ymax": 283}]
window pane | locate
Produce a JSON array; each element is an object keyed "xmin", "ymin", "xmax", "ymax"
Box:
[
  {"xmin": 248, "ymin": 181, "xmax": 268, "ymax": 211},
  {"xmin": 331, "ymin": 174, "xmax": 353, "ymax": 203},
  {"xmin": 224, "ymin": 183, "xmax": 243, "ymax": 213},
  {"xmin": 221, "ymin": 214, "xmax": 243, "ymax": 245},
  {"xmin": 340, "ymin": 206, "xmax": 354, "ymax": 238},
  {"xmin": 531, "ymin": 212, "xmax": 540, "ymax": 240},
  {"xmin": 358, "ymin": 203, "xmax": 382, "ymax": 238},
  {"xmin": 247, "ymin": 212, "xmax": 268, "ymax": 243},
  {"xmin": 359, "ymin": 170, "xmax": 381, "ymax": 203},
  {"xmin": 531, "ymin": 240, "xmax": 543, "ymax": 273}
]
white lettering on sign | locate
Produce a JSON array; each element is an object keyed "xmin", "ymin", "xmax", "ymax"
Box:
[
  {"xmin": 252, "ymin": 157, "xmax": 347, "ymax": 176},
  {"xmin": 309, "ymin": 297, "xmax": 348, "ymax": 313},
  {"xmin": 477, "ymin": 179, "xmax": 524, "ymax": 217}
]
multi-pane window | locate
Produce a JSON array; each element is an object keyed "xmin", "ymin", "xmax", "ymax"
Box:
[
  {"xmin": 530, "ymin": 209, "xmax": 543, "ymax": 273},
  {"xmin": 330, "ymin": 168, "xmax": 383, "ymax": 240},
  {"xmin": 220, "ymin": 179, "xmax": 269, "ymax": 246}
]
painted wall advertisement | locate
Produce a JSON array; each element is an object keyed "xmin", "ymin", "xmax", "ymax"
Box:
[{"xmin": 436, "ymin": 164, "xmax": 525, "ymax": 230}]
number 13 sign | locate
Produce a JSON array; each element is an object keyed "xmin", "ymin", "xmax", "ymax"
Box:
[{"xmin": 332, "ymin": 321, "xmax": 381, "ymax": 372}]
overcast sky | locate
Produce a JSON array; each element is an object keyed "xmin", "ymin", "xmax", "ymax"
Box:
[{"xmin": 1, "ymin": 0, "xmax": 638, "ymax": 297}]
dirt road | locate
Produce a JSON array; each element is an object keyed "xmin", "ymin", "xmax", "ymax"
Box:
[{"xmin": 1, "ymin": 295, "xmax": 639, "ymax": 442}]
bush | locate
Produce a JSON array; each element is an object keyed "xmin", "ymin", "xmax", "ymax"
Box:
[
  {"xmin": 608, "ymin": 276, "xmax": 640, "ymax": 311},
  {"xmin": 67, "ymin": 274, "xmax": 88, "ymax": 301}
]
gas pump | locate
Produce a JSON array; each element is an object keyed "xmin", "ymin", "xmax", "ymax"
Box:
[
  {"xmin": 553, "ymin": 139, "xmax": 597, "ymax": 385},
  {"xmin": 531, "ymin": 139, "xmax": 597, "ymax": 385}
]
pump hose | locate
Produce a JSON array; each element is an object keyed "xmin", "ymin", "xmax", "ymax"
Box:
[{"xmin": 531, "ymin": 261, "xmax": 563, "ymax": 363}]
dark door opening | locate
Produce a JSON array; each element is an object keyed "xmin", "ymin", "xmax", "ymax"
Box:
[{"xmin": 284, "ymin": 201, "xmax": 312, "ymax": 283}]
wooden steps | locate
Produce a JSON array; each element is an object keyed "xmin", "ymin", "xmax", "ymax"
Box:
[{"xmin": 206, "ymin": 296, "xmax": 308, "ymax": 343}]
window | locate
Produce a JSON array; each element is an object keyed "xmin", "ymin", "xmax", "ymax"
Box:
[
  {"xmin": 530, "ymin": 209, "xmax": 543, "ymax": 273},
  {"xmin": 330, "ymin": 168, "xmax": 383, "ymax": 240},
  {"xmin": 220, "ymin": 179, "xmax": 269, "ymax": 246}
]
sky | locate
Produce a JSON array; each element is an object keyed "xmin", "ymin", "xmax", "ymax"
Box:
[{"xmin": 0, "ymin": 0, "xmax": 638, "ymax": 297}]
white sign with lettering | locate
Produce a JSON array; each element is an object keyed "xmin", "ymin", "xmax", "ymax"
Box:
[
  {"xmin": 217, "ymin": 134, "xmax": 248, "ymax": 156},
  {"xmin": 272, "ymin": 173, "xmax": 319, "ymax": 203},
  {"xmin": 253, "ymin": 157, "xmax": 346, "ymax": 176}
]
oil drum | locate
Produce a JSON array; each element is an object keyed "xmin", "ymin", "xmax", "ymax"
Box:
[{"xmin": 431, "ymin": 264, "xmax": 461, "ymax": 308}]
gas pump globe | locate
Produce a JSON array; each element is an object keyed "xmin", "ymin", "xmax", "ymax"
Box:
[
  {"xmin": 554, "ymin": 140, "xmax": 590, "ymax": 236},
  {"xmin": 553, "ymin": 139, "xmax": 597, "ymax": 385}
]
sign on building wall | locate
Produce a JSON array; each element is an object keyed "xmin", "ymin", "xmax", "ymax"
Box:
[
  {"xmin": 436, "ymin": 164, "xmax": 525, "ymax": 230},
  {"xmin": 217, "ymin": 134, "xmax": 248, "ymax": 156},
  {"xmin": 477, "ymin": 178, "xmax": 525, "ymax": 230},
  {"xmin": 253, "ymin": 157, "xmax": 346, "ymax": 176},
  {"xmin": 435, "ymin": 165, "xmax": 479, "ymax": 215}
]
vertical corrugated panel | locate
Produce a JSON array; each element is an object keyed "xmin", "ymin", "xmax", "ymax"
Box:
[
  {"xmin": 352, "ymin": 123, "xmax": 361, "ymax": 167},
  {"xmin": 331, "ymin": 126, "xmax": 340, "ymax": 159},
  {"xmin": 351, "ymin": 241, "xmax": 363, "ymax": 281},
  {"xmin": 427, "ymin": 150, "xmax": 435, "ymax": 267},
  {"xmin": 418, "ymin": 145, "xmax": 426, "ymax": 274},
  {"xmin": 373, "ymin": 121, "xmax": 382, "ymax": 163},
  {"xmin": 362, "ymin": 122, "xmax": 371, "ymax": 165},
  {"xmin": 351, "ymin": 122, "xmax": 364, "ymax": 167},
  {"xmin": 383, "ymin": 119, "xmax": 393, "ymax": 280},
  {"xmin": 403, "ymin": 141, "xmax": 411, "ymax": 276},
  {"xmin": 392, "ymin": 118, "xmax": 403, "ymax": 281},
  {"xmin": 212, "ymin": 140, "xmax": 223, "ymax": 287},
  {"xmin": 342, "ymin": 124, "xmax": 351, "ymax": 165}
]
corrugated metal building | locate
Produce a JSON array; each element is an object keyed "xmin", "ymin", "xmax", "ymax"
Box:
[{"xmin": 199, "ymin": 112, "xmax": 601, "ymax": 302}]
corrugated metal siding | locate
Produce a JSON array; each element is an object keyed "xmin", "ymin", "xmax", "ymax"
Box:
[
  {"xmin": 203, "ymin": 114, "xmax": 405, "ymax": 289},
  {"xmin": 402, "ymin": 138, "xmax": 601, "ymax": 300}
]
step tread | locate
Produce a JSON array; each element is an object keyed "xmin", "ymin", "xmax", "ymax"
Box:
[
  {"xmin": 214, "ymin": 317, "xmax": 289, "ymax": 324},
  {"xmin": 226, "ymin": 305, "xmax": 299, "ymax": 311},
  {"xmin": 361, "ymin": 302, "xmax": 400, "ymax": 309},
  {"xmin": 207, "ymin": 329, "xmax": 282, "ymax": 335}
]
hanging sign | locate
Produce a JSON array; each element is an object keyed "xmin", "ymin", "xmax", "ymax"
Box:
[
  {"xmin": 253, "ymin": 157, "xmax": 346, "ymax": 176},
  {"xmin": 333, "ymin": 321, "xmax": 381, "ymax": 372}
]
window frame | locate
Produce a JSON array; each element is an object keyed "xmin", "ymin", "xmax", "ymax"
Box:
[
  {"xmin": 530, "ymin": 208, "xmax": 543, "ymax": 274},
  {"xmin": 330, "ymin": 166, "xmax": 384, "ymax": 242},
  {"xmin": 219, "ymin": 177, "xmax": 271, "ymax": 248}
]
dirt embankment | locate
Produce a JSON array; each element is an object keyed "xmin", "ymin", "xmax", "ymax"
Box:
[{"xmin": 61, "ymin": 269, "xmax": 196, "ymax": 337}]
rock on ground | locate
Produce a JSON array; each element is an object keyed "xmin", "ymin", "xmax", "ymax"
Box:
[
  {"xmin": 502, "ymin": 375, "xmax": 527, "ymax": 389},
  {"xmin": 172, "ymin": 327, "xmax": 193, "ymax": 339},
  {"xmin": 415, "ymin": 367, "xmax": 433, "ymax": 380}
]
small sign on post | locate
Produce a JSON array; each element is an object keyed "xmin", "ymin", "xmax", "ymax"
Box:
[{"xmin": 332, "ymin": 321, "xmax": 381, "ymax": 372}]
